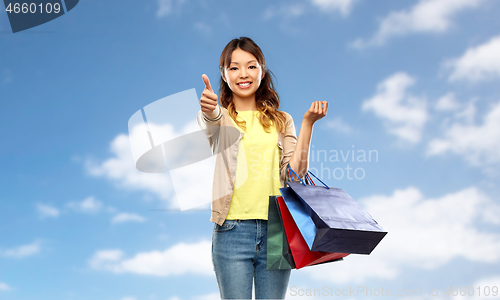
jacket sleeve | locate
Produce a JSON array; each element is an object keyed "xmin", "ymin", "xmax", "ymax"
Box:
[
  {"xmin": 196, "ymin": 105, "xmax": 222, "ymax": 155},
  {"xmin": 279, "ymin": 112, "xmax": 302, "ymax": 183}
]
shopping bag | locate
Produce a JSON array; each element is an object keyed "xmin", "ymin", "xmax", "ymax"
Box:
[
  {"xmin": 283, "ymin": 165, "xmax": 387, "ymax": 254},
  {"xmin": 280, "ymin": 186, "xmax": 318, "ymax": 250},
  {"xmin": 266, "ymin": 196, "xmax": 296, "ymax": 270},
  {"xmin": 276, "ymin": 195, "xmax": 348, "ymax": 269},
  {"xmin": 279, "ymin": 166, "xmax": 318, "ymax": 251}
]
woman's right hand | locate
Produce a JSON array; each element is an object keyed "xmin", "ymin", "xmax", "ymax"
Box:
[{"xmin": 200, "ymin": 74, "xmax": 219, "ymax": 119}]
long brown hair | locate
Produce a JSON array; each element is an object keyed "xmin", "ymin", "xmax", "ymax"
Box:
[{"xmin": 218, "ymin": 37, "xmax": 286, "ymax": 133}]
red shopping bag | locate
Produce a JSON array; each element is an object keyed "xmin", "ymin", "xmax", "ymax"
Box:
[{"xmin": 276, "ymin": 196, "xmax": 349, "ymax": 269}]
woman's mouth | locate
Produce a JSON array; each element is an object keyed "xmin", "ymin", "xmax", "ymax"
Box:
[{"xmin": 237, "ymin": 82, "xmax": 252, "ymax": 89}]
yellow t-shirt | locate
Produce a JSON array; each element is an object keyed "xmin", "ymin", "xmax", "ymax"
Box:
[{"xmin": 226, "ymin": 110, "xmax": 282, "ymax": 220}]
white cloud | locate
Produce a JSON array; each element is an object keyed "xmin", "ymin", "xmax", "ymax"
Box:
[
  {"xmin": 36, "ymin": 203, "xmax": 60, "ymax": 218},
  {"xmin": 193, "ymin": 293, "xmax": 221, "ymax": 300},
  {"xmin": 453, "ymin": 97, "xmax": 478, "ymax": 124},
  {"xmin": 362, "ymin": 72, "xmax": 428, "ymax": 144},
  {"xmin": 193, "ymin": 22, "xmax": 211, "ymax": 35},
  {"xmin": 120, "ymin": 297, "xmax": 136, "ymax": 300},
  {"xmin": 264, "ymin": 0, "xmax": 356, "ymax": 20},
  {"xmin": 112, "ymin": 213, "xmax": 146, "ymax": 224},
  {"xmin": 0, "ymin": 282, "xmax": 11, "ymax": 291},
  {"xmin": 89, "ymin": 249, "xmax": 124, "ymax": 267},
  {"xmin": 85, "ymin": 131, "xmax": 173, "ymax": 205},
  {"xmin": 89, "ymin": 240, "xmax": 212, "ymax": 276},
  {"xmin": 263, "ymin": 4, "xmax": 305, "ymax": 20},
  {"xmin": 309, "ymin": 0, "xmax": 357, "ymax": 16},
  {"xmin": 86, "ymin": 119, "xmax": 207, "ymax": 208},
  {"xmin": 435, "ymin": 92, "xmax": 460, "ymax": 111},
  {"xmin": 303, "ymin": 186, "xmax": 500, "ymax": 284},
  {"xmin": 322, "ymin": 116, "xmax": 354, "ymax": 134},
  {"xmin": 157, "ymin": 0, "xmax": 186, "ymax": 17},
  {"xmin": 67, "ymin": 196, "xmax": 103, "ymax": 214},
  {"xmin": 352, "ymin": 0, "xmax": 484, "ymax": 48},
  {"xmin": 427, "ymin": 100, "xmax": 500, "ymax": 166},
  {"xmin": 0, "ymin": 241, "xmax": 41, "ymax": 258},
  {"xmin": 446, "ymin": 35, "xmax": 500, "ymax": 82}
]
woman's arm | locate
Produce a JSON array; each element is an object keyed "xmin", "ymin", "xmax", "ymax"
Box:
[
  {"xmin": 198, "ymin": 74, "xmax": 223, "ymax": 153},
  {"xmin": 200, "ymin": 74, "xmax": 220, "ymax": 121},
  {"xmin": 288, "ymin": 101, "xmax": 328, "ymax": 180}
]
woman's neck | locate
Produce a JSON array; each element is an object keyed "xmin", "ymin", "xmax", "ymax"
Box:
[{"xmin": 233, "ymin": 96, "xmax": 258, "ymax": 111}]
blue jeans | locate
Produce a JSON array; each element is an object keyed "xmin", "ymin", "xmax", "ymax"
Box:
[{"xmin": 212, "ymin": 219, "xmax": 291, "ymax": 299}]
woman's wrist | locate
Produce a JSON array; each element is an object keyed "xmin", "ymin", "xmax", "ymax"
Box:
[
  {"xmin": 204, "ymin": 105, "xmax": 221, "ymax": 120},
  {"xmin": 301, "ymin": 118, "xmax": 314, "ymax": 128}
]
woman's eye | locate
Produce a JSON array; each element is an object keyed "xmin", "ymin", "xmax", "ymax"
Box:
[{"xmin": 228, "ymin": 66, "xmax": 257, "ymax": 70}]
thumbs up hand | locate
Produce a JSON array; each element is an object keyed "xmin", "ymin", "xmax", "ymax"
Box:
[{"xmin": 200, "ymin": 74, "xmax": 220, "ymax": 119}]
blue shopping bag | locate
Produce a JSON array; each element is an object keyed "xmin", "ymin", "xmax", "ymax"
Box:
[{"xmin": 280, "ymin": 165, "xmax": 387, "ymax": 255}]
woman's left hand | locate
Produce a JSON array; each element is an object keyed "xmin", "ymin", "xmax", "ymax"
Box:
[{"xmin": 303, "ymin": 101, "xmax": 328, "ymax": 125}]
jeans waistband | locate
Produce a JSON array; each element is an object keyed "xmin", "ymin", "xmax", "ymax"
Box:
[{"xmin": 228, "ymin": 219, "xmax": 268, "ymax": 224}]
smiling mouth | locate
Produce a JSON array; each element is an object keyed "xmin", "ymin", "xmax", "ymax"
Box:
[{"xmin": 237, "ymin": 82, "xmax": 252, "ymax": 87}]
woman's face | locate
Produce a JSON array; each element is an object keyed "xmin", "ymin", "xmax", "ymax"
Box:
[{"xmin": 222, "ymin": 48, "xmax": 265, "ymax": 101}]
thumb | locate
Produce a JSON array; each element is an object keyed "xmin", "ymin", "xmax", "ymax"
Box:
[{"xmin": 202, "ymin": 74, "xmax": 213, "ymax": 92}]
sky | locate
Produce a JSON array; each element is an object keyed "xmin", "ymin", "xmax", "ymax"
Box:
[{"xmin": 1, "ymin": 0, "xmax": 500, "ymax": 299}]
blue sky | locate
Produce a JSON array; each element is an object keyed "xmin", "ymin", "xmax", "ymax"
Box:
[{"xmin": 1, "ymin": 0, "xmax": 500, "ymax": 299}]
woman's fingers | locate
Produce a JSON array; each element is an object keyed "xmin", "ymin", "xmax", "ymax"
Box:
[
  {"xmin": 200, "ymin": 100, "xmax": 216, "ymax": 109},
  {"xmin": 202, "ymin": 89, "xmax": 217, "ymax": 101},
  {"xmin": 200, "ymin": 74, "xmax": 218, "ymax": 114},
  {"xmin": 304, "ymin": 101, "xmax": 330, "ymax": 123},
  {"xmin": 311, "ymin": 101, "xmax": 318, "ymax": 113},
  {"xmin": 307, "ymin": 101, "xmax": 328, "ymax": 122},
  {"xmin": 200, "ymin": 98, "xmax": 217, "ymax": 111},
  {"xmin": 312, "ymin": 101, "xmax": 322, "ymax": 115},
  {"xmin": 200, "ymin": 101, "xmax": 217, "ymax": 114},
  {"xmin": 202, "ymin": 74, "xmax": 213, "ymax": 92}
]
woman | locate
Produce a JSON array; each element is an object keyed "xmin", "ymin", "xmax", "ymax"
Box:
[{"xmin": 197, "ymin": 37, "xmax": 327, "ymax": 299}]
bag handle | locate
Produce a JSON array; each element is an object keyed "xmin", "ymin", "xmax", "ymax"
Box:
[
  {"xmin": 287, "ymin": 164, "xmax": 306, "ymax": 186},
  {"xmin": 305, "ymin": 172, "xmax": 315, "ymax": 186},
  {"xmin": 284, "ymin": 165, "xmax": 291, "ymax": 187},
  {"xmin": 307, "ymin": 170, "xmax": 330, "ymax": 189},
  {"xmin": 287, "ymin": 164, "xmax": 330, "ymax": 189}
]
